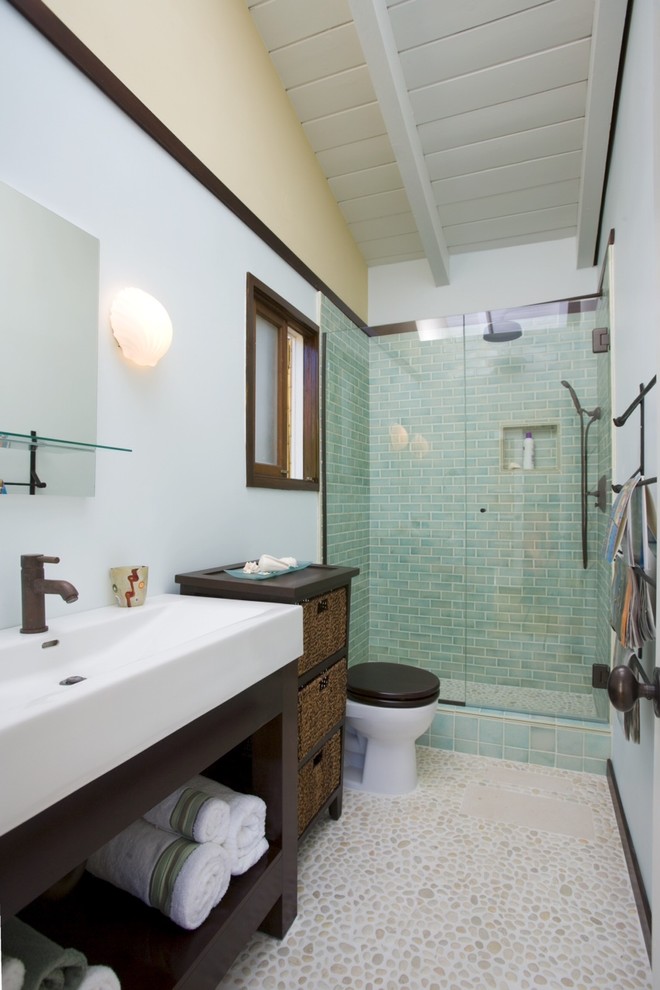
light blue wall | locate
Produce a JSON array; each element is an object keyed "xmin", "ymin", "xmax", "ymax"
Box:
[
  {"xmin": 0, "ymin": 4, "xmax": 320, "ymax": 632},
  {"xmin": 598, "ymin": 0, "xmax": 658, "ymax": 906}
]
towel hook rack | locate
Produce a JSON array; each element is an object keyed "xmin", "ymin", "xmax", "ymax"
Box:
[{"xmin": 612, "ymin": 376, "xmax": 657, "ymax": 492}]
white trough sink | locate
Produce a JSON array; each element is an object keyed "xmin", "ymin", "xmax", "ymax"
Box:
[{"xmin": 0, "ymin": 593, "xmax": 302, "ymax": 835}]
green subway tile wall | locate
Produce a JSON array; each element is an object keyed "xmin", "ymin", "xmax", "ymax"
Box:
[
  {"xmin": 369, "ymin": 312, "xmax": 610, "ymax": 717},
  {"xmin": 323, "ymin": 299, "xmax": 611, "ymax": 740},
  {"xmin": 322, "ymin": 297, "xmax": 370, "ymax": 662}
]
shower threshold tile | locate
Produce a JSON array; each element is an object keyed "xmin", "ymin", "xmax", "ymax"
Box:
[{"xmin": 442, "ymin": 677, "xmax": 601, "ymax": 720}]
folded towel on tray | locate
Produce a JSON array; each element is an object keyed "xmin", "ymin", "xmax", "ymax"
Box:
[
  {"xmin": 143, "ymin": 784, "xmax": 230, "ymax": 844},
  {"xmin": 86, "ymin": 818, "xmax": 231, "ymax": 930},
  {"xmin": 1, "ymin": 917, "xmax": 87, "ymax": 990},
  {"xmin": 188, "ymin": 776, "xmax": 269, "ymax": 875},
  {"xmin": 2, "ymin": 954, "xmax": 26, "ymax": 990},
  {"xmin": 78, "ymin": 966, "xmax": 121, "ymax": 990},
  {"xmin": 257, "ymin": 554, "xmax": 297, "ymax": 573}
]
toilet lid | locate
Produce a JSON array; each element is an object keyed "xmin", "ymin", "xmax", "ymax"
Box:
[{"xmin": 347, "ymin": 662, "xmax": 440, "ymax": 708}]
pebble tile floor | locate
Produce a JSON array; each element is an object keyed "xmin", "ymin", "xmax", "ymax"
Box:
[{"xmin": 222, "ymin": 747, "xmax": 651, "ymax": 990}]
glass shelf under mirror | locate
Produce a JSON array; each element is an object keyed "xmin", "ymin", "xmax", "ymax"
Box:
[{"xmin": 0, "ymin": 430, "xmax": 131, "ymax": 453}]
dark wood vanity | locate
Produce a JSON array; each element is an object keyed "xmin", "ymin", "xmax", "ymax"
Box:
[
  {"xmin": 0, "ymin": 660, "xmax": 298, "ymax": 989},
  {"xmin": 0, "ymin": 562, "xmax": 358, "ymax": 989}
]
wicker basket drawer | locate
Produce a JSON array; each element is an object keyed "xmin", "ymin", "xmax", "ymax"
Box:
[
  {"xmin": 297, "ymin": 657, "xmax": 347, "ymax": 760},
  {"xmin": 297, "ymin": 730, "xmax": 342, "ymax": 836},
  {"xmin": 297, "ymin": 587, "xmax": 347, "ymax": 676}
]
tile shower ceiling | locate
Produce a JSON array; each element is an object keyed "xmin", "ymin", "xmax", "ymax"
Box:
[{"xmin": 245, "ymin": 0, "xmax": 629, "ymax": 284}]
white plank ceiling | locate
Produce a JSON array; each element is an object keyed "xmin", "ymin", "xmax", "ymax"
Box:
[{"xmin": 245, "ymin": 0, "xmax": 629, "ymax": 285}]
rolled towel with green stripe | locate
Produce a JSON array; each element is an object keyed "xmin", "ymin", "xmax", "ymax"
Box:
[
  {"xmin": 86, "ymin": 818, "xmax": 231, "ymax": 930},
  {"xmin": 188, "ymin": 776, "xmax": 268, "ymax": 875},
  {"xmin": 143, "ymin": 784, "xmax": 230, "ymax": 844}
]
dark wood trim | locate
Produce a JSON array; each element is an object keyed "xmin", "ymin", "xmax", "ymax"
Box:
[
  {"xmin": 6, "ymin": 0, "xmax": 367, "ymax": 332},
  {"xmin": 606, "ymin": 758, "xmax": 652, "ymax": 962},
  {"xmin": 303, "ymin": 334, "xmax": 320, "ymax": 483},
  {"xmin": 365, "ymin": 295, "xmax": 600, "ymax": 337},
  {"xmin": 321, "ymin": 333, "xmax": 328, "ymax": 561},
  {"xmin": 363, "ymin": 321, "xmax": 419, "ymax": 337},
  {"xmin": 247, "ymin": 274, "xmax": 319, "ymax": 338},
  {"xmin": 594, "ymin": 0, "xmax": 634, "ymax": 266},
  {"xmin": 245, "ymin": 274, "xmax": 320, "ymax": 491}
]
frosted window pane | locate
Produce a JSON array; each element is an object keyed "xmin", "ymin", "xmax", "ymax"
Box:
[{"xmin": 255, "ymin": 315, "xmax": 278, "ymax": 464}]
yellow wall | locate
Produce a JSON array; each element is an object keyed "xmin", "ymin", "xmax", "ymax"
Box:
[{"xmin": 42, "ymin": 0, "xmax": 368, "ymax": 320}]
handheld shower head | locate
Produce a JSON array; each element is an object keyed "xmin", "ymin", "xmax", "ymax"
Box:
[
  {"xmin": 561, "ymin": 380, "xmax": 583, "ymax": 415},
  {"xmin": 562, "ymin": 380, "xmax": 601, "ymax": 421}
]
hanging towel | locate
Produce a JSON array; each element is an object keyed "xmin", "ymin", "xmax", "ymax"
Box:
[
  {"xmin": 188, "ymin": 776, "xmax": 268, "ymax": 875},
  {"xmin": 1, "ymin": 955, "xmax": 26, "ymax": 990},
  {"xmin": 1, "ymin": 918, "xmax": 87, "ymax": 990},
  {"xmin": 143, "ymin": 784, "xmax": 230, "ymax": 844},
  {"xmin": 77, "ymin": 966, "xmax": 120, "ymax": 990},
  {"xmin": 86, "ymin": 818, "xmax": 231, "ymax": 930}
]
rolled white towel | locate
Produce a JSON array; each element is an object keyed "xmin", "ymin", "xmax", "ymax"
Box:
[
  {"xmin": 1, "ymin": 919, "xmax": 86, "ymax": 990},
  {"xmin": 188, "ymin": 776, "xmax": 268, "ymax": 875},
  {"xmin": 231, "ymin": 835, "xmax": 270, "ymax": 875},
  {"xmin": 1, "ymin": 955, "xmax": 26, "ymax": 990},
  {"xmin": 143, "ymin": 784, "xmax": 230, "ymax": 844},
  {"xmin": 78, "ymin": 965, "xmax": 121, "ymax": 990},
  {"xmin": 86, "ymin": 818, "xmax": 231, "ymax": 930},
  {"xmin": 257, "ymin": 554, "xmax": 297, "ymax": 573}
]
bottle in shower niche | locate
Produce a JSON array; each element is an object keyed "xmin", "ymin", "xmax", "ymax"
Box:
[{"xmin": 522, "ymin": 431, "xmax": 535, "ymax": 470}]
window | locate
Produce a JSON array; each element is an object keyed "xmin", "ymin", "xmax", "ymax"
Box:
[{"xmin": 246, "ymin": 274, "xmax": 319, "ymax": 490}]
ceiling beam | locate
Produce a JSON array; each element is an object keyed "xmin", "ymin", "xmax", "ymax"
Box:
[
  {"xmin": 576, "ymin": 0, "xmax": 629, "ymax": 267},
  {"xmin": 348, "ymin": 0, "xmax": 451, "ymax": 285}
]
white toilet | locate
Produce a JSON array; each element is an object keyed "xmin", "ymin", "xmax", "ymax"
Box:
[{"xmin": 343, "ymin": 662, "xmax": 440, "ymax": 795}]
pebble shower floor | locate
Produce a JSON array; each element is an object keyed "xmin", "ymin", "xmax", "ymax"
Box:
[{"xmin": 222, "ymin": 748, "xmax": 650, "ymax": 990}]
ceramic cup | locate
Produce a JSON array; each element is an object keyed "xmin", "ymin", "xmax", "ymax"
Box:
[{"xmin": 110, "ymin": 565, "xmax": 149, "ymax": 607}]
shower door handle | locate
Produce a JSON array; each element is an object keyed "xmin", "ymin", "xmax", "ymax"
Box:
[{"xmin": 608, "ymin": 665, "xmax": 660, "ymax": 717}]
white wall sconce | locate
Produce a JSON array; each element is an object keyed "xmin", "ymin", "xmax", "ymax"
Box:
[{"xmin": 110, "ymin": 287, "xmax": 173, "ymax": 367}]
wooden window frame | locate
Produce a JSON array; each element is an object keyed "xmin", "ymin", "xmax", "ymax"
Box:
[{"xmin": 246, "ymin": 274, "xmax": 319, "ymax": 491}]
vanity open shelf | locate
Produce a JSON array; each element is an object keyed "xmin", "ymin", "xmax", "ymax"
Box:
[
  {"xmin": 0, "ymin": 661, "xmax": 298, "ymax": 989},
  {"xmin": 0, "ymin": 429, "xmax": 131, "ymax": 494}
]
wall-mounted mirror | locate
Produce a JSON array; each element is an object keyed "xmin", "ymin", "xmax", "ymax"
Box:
[{"xmin": 0, "ymin": 179, "xmax": 100, "ymax": 496}]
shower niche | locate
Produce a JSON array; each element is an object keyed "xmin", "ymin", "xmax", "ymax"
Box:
[{"xmin": 500, "ymin": 423, "xmax": 560, "ymax": 473}]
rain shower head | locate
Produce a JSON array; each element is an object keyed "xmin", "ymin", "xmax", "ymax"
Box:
[{"xmin": 482, "ymin": 320, "xmax": 523, "ymax": 342}]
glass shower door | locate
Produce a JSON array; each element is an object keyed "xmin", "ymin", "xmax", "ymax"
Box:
[
  {"xmin": 463, "ymin": 303, "xmax": 609, "ymax": 720},
  {"xmin": 368, "ymin": 320, "xmax": 468, "ymax": 703}
]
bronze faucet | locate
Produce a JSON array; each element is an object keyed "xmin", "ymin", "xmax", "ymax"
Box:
[{"xmin": 20, "ymin": 554, "xmax": 79, "ymax": 634}]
